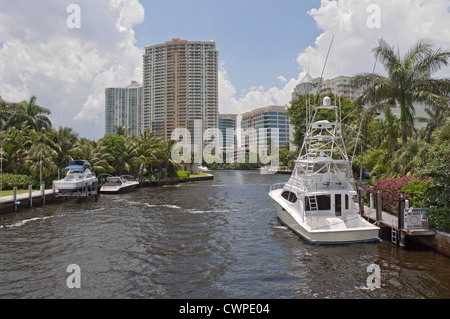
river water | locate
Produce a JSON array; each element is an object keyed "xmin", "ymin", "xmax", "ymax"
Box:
[{"xmin": 0, "ymin": 170, "xmax": 449, "ymax": 299}]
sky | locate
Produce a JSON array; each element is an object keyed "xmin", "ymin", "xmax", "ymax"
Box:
[{"xmin": 0, "ymin": 0, "xmax": 449, "ymax": 140}]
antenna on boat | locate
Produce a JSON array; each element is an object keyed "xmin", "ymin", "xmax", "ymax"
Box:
[{"xmin": 316, "ymin": 34, "xmax": 334, "ymax": 105}]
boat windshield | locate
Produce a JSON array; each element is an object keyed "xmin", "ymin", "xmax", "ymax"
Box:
[{"xmin": 107, "ymin": 177, "xmax": 122, "ymax": 183}]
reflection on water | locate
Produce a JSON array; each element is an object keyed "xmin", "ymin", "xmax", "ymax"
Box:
[{"xmin": 0, "ymin": 170, "xmax": 449, "ymax": 299}]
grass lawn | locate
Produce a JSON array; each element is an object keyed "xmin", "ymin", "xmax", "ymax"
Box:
[
  {"xmin": 189, "ymin": 173, "xmax": 210, "ymax": 177},
  {"xmin": 0, "ymin": 189, "xmax": 29, "ymax": 197}
]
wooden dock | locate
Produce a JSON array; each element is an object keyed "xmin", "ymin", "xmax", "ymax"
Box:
[{"xmin": 360, "ymin": 205, "xmax": 437, "ymax": 247}]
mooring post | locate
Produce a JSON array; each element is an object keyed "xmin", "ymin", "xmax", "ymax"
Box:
[
  {"xmin": 41, "ymin": 183, "xmax": 45, "ymax": 206},
  {"xmin": 375, "ymin": 191, "xmax": 382, "ymax": 225},
  {"xmin": 52, "ymin": 181, "xmax": 56, "ymax": 203},
  {"xmin": 13, "ymin": 187, "xmax": 17, "ymax": 212},
  {"xmin": 359, "ymin": 188, "xmax": 365, "ymax": 215},
  {"xmin": 398, "ymin": 194, "xmax": 406, "ymax": 247},
  {"xmin": 28, "ymin": 185, "xmax": 33, "ymax": 208}
]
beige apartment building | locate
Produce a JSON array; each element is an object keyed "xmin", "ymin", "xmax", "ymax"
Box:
[
  {"xmin": 292, "ymin": 74, "xmax": 363, "ymax": 101},
  {"xmin": 142, "ymin": 38, "xmax": 219, "ymax": 140}
]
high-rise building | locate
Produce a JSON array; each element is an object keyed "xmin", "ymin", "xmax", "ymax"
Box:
[
  {"xmin": 142, "ymin": 38, "xmax": 219, "ymax": 140},
  {"xmin": 292, "ymin": 73, "xmax": 314, "ymax": 100},
  {"xmin": 105, "ymin": 81, "xmax": 143, "ymax": 136},
  {"xmin": 240, "ymin": 105, "xmax": 290, "ymax": 151},
  {"xmin": 219, "ymin": 113, "xmax": 237, "ymax": 161}
]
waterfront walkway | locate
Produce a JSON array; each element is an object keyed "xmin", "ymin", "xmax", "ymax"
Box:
[
  {"xmin": 361, "ymin": 205, "xmax": 397, "ymax": 228},
  {"xmin": 0, "ymin": 189, "xmax": 56, "ymax": 205}
]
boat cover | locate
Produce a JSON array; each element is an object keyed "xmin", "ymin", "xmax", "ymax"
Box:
[{"xmin": 64, "ymin": 165, "xmax": 88, "ymax": 170}]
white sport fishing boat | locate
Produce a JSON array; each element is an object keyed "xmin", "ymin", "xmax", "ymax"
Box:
[
  {"xmin": 99, "ymin": 175, "xmax": 139, "ymax": 194},
  {"xmin": 54, "ymin": 160, "xmax": 98, "ymax": 194},
  {"xmin": 269, "ymin": 97, "xmax": 379, "ymax": 244}
]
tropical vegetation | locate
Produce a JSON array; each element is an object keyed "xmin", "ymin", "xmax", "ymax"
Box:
[{"xmin": 0, "ymin": 96, "xmax": 179, "ymax": 190}]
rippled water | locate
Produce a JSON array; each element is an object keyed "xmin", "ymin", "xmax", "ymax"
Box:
[{"xmin": 0, "ymin": 170, "xmax": 449, "ymax": 299}]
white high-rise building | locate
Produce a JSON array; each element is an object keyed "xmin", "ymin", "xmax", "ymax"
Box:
[{"xmin": 105, "ymin": 81, "xmax": 143, "ymax": 136}]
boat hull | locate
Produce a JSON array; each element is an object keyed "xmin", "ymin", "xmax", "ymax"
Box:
[
  {"xmin": 271, "ymin": 192, "xmax": 379, "ymax": 244},
  {"xmin": 100, "ymin": 182, "xmax": 139, "ymax": 194},
  {"xmin": 54, "ymin": 178, "xmax": 98, "ymax": 193}
]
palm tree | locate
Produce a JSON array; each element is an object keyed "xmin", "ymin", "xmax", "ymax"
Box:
[
  {"xmin": 379, "ymin": 106, "xmax": 400, "ymax": 154},
  {"xmin": 69, "ymin": 138, "xmax": 114, "ymax": 175},
  {"xmin": 352, "ymin": 38, "xmax": 450, "ymax": 147},
  {"xmin": 421, "ymin": 107, "xmax": 449, "ymax": 143},
  {"xmin": 9, "ymin": 95, "xmax": 52, "ymax": 131},
  {"xmin": 158, "ymin": 139, "xmax": 180, "ymax": 178},
  {"xmin": 25, "ymin": 132, "xmax": 58, "ymax": 183},
  {"xmin": 49, "ymin": 127, "xmax": 79, "ymax": 177},
  {"xmin": 128, "ymin": 130, "xmax": 163, "ymax": 180},
  {"xmin": 0, "ymin": 100, "xmax": 15, "ymax": 130},
  {"xmin": 0, "ymin": 126, "xmax": 34, "ymax": 173}
]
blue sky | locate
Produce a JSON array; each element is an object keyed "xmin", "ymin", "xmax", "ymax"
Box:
[
  {"xmin": 133, "ymin": 0, "xmax": 321, "ymax": 92},
  {"xmin": 0, "ymin": 0, "xmax": 449, "ymax": 140}
]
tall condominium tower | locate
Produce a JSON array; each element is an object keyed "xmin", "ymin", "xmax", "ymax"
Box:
[
  {"xmin": 142, "ymin": 38, "xmax": 219, "ymax": 140},
  {"xmin": 105, "ymin": 81, "xmax": 143, "ymax": 136}
]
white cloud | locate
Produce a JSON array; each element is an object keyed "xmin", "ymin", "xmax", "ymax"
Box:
[
  {"xmin": 277, "ymin": 75, "xmax": 287, "ymax": 83},
  {"xmin": 0, "ymin": 0, "xmax": 144, "ymax": 139},
  {"xmin": 297, "ymin": 0, "xmax": 450, "ymax": 79},
  {"xmin": 218, "ymin": 62, "xmax": 302, "ymax": 115},
  {"xmin": 219, "ymin": 0, "xmax": 450, "ymax": 117}
]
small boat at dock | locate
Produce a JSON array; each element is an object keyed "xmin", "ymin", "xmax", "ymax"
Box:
[
  {"xmin": 99, "ymin": 175, "xmax": 139, "ymax": 194},
  {"xmin": 54, "ymin": 160, "xmax": 98, "ymax": 195}
]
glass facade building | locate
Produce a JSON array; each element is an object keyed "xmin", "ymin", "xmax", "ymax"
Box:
[
  {"xmin": 105, "ymin": 81, "xmax": 143, "ymax": 136},
  {"xmin": 240, "ymin": 105, "xmax": 290, "ymax": 151}
]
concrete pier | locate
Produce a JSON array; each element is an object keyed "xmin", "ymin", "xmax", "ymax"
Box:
[
  {"xmin": 0, "ymin": 188, "xmax": 64, "ymax": 214},
  {"xmin": 361, "ymin": 205, "xmax": 450, "ymax": 257}
]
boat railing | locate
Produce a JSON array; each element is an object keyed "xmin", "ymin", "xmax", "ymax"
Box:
[{"xmin": 270, "ymin": 183, "xmax": 285, "ymax": 192}]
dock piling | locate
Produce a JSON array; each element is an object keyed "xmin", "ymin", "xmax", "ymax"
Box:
[
  {"xmin": 397, "ymin": 194, "xmax": 406, "ymax": 247},
  {"xmin": 41, "ymin": 183, "xmax": 45, "ymax": 206},
  {"xmin": 375, "ymin": 191, "xmax": 382, "ymax": 225},
  {"xmin": 13, "ymin": 187, "xmax": 17, "ymax": 212},
  {"xmin": 28, "ymin": 185, "xmax": 33, "ymax": 208}
]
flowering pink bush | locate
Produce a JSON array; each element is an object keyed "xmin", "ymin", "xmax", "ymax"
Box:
[{"xmin": 365, "ymin": 177, "xmax": 416, "ymax": 214}]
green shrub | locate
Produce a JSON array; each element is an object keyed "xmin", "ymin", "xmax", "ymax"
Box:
[
  {"xmin": 176, "ymin": 170, "xmax": 190, "ymax": 182},
  {"xmin": 426, "ymin": 208, "xmax": 450, "ymax": 233},
  {"xmin": 402, "ymin": 179, "xmax": 433, "ymax": 208},
  {"xmin": 413, "ymin": 142, "xmax": 450, "ymax": 208},
  {"xmin": 0, "ymin": 173, "xmax": 39, "ymax": 190}
]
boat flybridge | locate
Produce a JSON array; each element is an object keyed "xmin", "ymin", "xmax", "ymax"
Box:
[
  {"xmin": 269, "ymin": 97, "xmax": 379, "ymax": 244},
  {"xmin": 54, "ymin": 160, "xmax": 98, "ymax": 195}
]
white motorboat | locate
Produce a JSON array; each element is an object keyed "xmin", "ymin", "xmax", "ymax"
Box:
[
  {"xmin": 54, "ymin": 160, "xmax": 98, "ymax": 194},
  {"xmin": 99, "ymin": 175, "xmax": 139, "ymax": 194},
  {"xmin": 269, "ymin": 97, "xmax": 379, "ymax": 244},
  {"xmin": 198, "ymin": 164, "xmax": 209, "ymax": 172}
]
